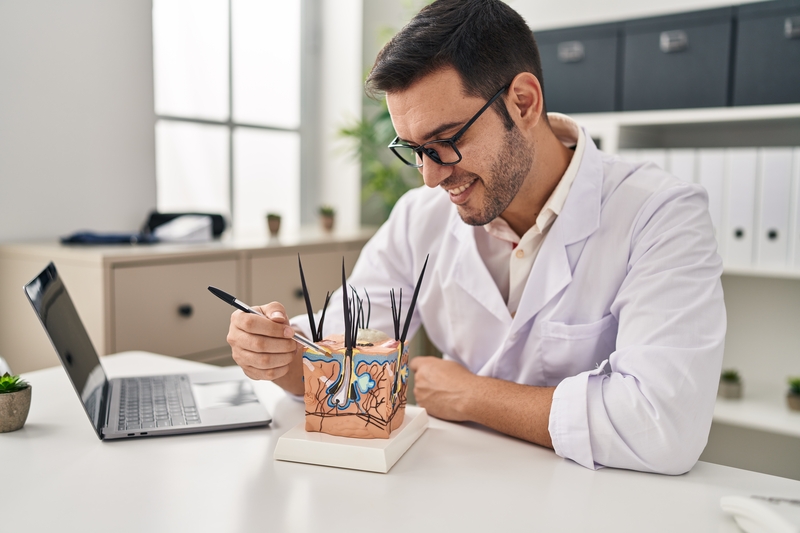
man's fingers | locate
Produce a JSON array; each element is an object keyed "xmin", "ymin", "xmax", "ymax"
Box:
[
  {"xmin": 409, "ymin": 355, "xmax": 434, "ymax": 372},
  {"xmin": 257, "ymin": 302, "xmax": 289, "ymax": 324},
  {"xmin": 232, "ymin": 347, "xmax": 294, "ymax": 371},
  {"xmin": 239, "ymin": 362, "xmax": 290, "ymax": 382},
  {"xmin": 228, "ymin": 325, "xmax": 296, "ymax": 354},
  {"xmin": 231, "ymin": 309, "xmax": 294, "ymax": 339}
]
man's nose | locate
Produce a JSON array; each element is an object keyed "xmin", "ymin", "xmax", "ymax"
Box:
[{"xmin": 420, "ymin": 155, "xmax": 454, "ymax": 189}]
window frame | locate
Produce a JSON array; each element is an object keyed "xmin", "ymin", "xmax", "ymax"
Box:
[{"xmin": 154, "ymin": 0, "xmax": 320, "ymax": 229}]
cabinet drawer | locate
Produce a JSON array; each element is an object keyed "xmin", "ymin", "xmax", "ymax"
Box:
[
  {"xmin": 622, "ymin": 8, "xmax": 733, "ymax": 111},
  {"xmin": 733, "ymin": 0, "xmax": 800, "ymax": 106},
  {"xmin": 536, "ymin": 23, "xmax": 620, "ymax": 113},
  {"xmin": 251, "ymin": 249, "xmax": 360, "ymax": 321},
  {"xmin": 113, "ymin": 259, "xmax": 238, "ymax": 357}
]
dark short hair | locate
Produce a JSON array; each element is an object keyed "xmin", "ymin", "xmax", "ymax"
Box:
[{"xmin": 365, "ymin": 0, "xmax": 546, "ymax": 129}]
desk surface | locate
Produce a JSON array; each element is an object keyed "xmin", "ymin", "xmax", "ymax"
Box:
[{"xmin": 3, "ymin": 353, "xmax": 799, "ymax": 532}]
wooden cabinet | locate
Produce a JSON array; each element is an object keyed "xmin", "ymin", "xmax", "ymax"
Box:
[
  {"xmin": 0, "ymin": 229, "xmax": 373, "ymax": 373},
  {"xmin": 113, "ymin": 259, "xmax": 239, "ymax": 358},
  {"xmin": 251, "ymin": 247, "xmax": 362, "ymax": 319}
]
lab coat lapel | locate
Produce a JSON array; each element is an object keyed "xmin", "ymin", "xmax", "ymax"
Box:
[
  {"xmin": 513, "ymin": 131, "xmax": 603, "ymax": 327},
  {"xmin": 450, "ymin": 219, "xmax": 512, "ymax": 324}
]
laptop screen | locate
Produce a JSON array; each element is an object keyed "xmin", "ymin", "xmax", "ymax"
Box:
[{"xmin": 24, "ymin": 262, "xmax": 107, "ymax": 436}]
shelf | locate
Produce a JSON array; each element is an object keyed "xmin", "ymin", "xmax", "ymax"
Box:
[
  {"xmin": 573, "ymin": 104, "xmax": 800, "ymax": 127},
  {"xmin": 713, "ymin": 383, "xmax": 800, "ymax": 439},
  {"xmin": 722, "ymin": 267, "xmax": 800, "ymax": 281},
  {"xmin": 571, "ymin": 104, "xmax": 800, "ymax": 152}
]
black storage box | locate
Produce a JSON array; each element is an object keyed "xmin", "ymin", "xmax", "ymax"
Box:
[
  {"xmin": 733, "ymin": 0, "xmax": 800, "ymax": 106},
  {"xmin": 622, "ymin": 7, "xmax": 734, "ymax": 111},
  {"xmin": 536, "ymin": 22, "xmax": 621, "ymax": 114}
]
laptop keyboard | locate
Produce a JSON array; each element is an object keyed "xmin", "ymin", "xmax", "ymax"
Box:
[{"xmin": 117, "ymin": 375, "xmax": 201, "ymax": 431}]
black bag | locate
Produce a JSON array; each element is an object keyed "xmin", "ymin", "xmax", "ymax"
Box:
[{"xmin": 142, "ymin": 211, "xmax": 226, "ymax": 238}]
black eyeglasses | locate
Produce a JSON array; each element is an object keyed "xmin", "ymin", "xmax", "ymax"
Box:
[{"xmin": 388, "ymin": 85, "xmax": 509, "ymax": 168}]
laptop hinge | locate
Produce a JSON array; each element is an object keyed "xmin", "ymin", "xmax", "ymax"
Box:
[{"xmin": 98, "ymin": 380, "xmax": 111, "ymax": 440}]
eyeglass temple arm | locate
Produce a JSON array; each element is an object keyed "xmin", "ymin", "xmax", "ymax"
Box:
[{"xmin": 451, "ymin": 85, "xmax": 509, "ymax": 143}]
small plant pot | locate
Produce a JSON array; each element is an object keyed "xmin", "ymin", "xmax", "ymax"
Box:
[
  {"xmin": 0, "ymin": 386, "xmax": 32, "ymax": 433},
  {"xmin": 321, "ymin": 214, "xmax": 335, "ymax": 232},
  {"xmin": 718, "ymin": 380, "xmax": 742, "ymax": 399},
  {"xmin": 266, "ymin": 216, "xmax": 281, "ymax": 237},
  {"xmin": 788, "ymin": 393, "xmax": 800, "ymax": 412}
]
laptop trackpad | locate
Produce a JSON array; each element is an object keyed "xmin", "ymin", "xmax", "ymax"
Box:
[{"xmin": 193, "ymin": 380, "xmax": 259, "ymax": 410}]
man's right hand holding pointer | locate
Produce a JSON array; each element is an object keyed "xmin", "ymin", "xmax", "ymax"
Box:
[{"xmin": 227, "ymin": 301, "xmax": 305, "ymax": 395}]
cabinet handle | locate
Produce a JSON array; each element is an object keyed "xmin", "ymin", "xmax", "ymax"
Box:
[
  {"xmin": 178, "ymin": 304, "xmax": 193, "ymax": 318},
  {"xmin": 557, "ymin": 41, "xmax": 585, "ymax": 63},
  {"xmin": 786, "ymin": 16, "xmax": 800, "ymax": 39},
  {"xmin": 734, "ymin": 228, "xmax": 745, "ymax": 239},
  {"xmin": 767, "ymin": 229, "xmax": 779, "ymax": 241},
  {"xmin": 660, "ymin": 30, "xmax": 688, "ymax": 53},
  {"xmin": 293, "ymin": 288, "xmax": 304, "ymax": 300}
]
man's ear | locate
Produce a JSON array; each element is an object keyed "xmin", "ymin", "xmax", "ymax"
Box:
[{"xmin": 506, "ymin": 72, "xmax": 544, "ymax": 130}]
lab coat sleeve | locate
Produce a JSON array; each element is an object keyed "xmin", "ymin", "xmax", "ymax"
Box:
[{"xmin": 548, "ymin": 183, "xmax": 726, "ymax": 475}]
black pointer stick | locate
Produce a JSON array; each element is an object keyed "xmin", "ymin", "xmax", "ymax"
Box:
[
  {"xmin": 342, "ymin": 259, "xmax": 352, "ymax": 350},
  {"xmin": 207, "ymin": 285, "xmax": 326, "ymax": 353},
  {"xmin": 400, "ymin": 254, "xmax": 429, "ymax": 344},
  {"xmin": 316, "ymin": 291, "xmax": 331, "ymax": 341},
  {"xmin": 297, "ymin": 254, "xmax": 318, "ymax": 342}
]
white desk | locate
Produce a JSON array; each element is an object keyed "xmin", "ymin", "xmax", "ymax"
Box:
[{"xmin": 3, "ymin": 352, "xmax": 799, "ymax": 532}]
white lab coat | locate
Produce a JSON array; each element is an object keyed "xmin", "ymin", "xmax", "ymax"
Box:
[{"xmin": 293, "ymin": 133, "xmax": 726, "ymax": 475}]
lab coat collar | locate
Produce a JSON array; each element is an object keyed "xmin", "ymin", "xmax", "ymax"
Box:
[
  {"xmin": 449, "ymin": 212, "xmax": 513, "ymax": 324},
  {"xmin": 449, "ymin": 127, "xmax": 603, "ymax": 326},
  {"xmin": 555, "ymin": 129, "xmax": 603, "ymax": 246},
  {"xmin": 513, "ymin": 129, "xmax": 603, "ymax": 325}
]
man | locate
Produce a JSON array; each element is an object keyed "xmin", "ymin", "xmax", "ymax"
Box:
[{"xmin": 227, "ymin": 0, "xmax": 725, "ymax": 474}]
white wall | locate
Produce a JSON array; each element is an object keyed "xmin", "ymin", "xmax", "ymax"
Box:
[{"xmin": 0, "ymin": 0, "xmax": 157, "ymax": 243}]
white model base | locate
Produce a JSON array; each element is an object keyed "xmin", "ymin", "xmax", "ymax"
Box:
[{"xmin": 274, "ymin": 406, "xmax": 429, "ymax": 473}]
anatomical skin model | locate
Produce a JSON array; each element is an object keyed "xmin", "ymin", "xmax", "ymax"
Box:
[{"xmin": 297, "ymin": 255, "xmax": 428, "ymax": 439}]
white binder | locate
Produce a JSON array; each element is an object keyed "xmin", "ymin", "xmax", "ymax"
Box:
[
  {"xmin": 667, "ymin": 149, "xmax": 696, "ymax": 183},
  {"xmin": 792, "ymin": 148, "xmax": 800, "ymax": 269},
  {"xmin": 697, "ymin": 149, "xmax": 726, "ymax": 247},
  {"xmin": 723, "ymin": 149, "xmax": 758, "ymax": 268},
  {"xmin": 756, "ymin": 148, "xmax": 794, "ymax": 269}
]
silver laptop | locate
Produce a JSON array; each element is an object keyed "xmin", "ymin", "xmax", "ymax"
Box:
[{"xmin": 24, "ymin": 262, "xmax": 271, "ymax": 440}]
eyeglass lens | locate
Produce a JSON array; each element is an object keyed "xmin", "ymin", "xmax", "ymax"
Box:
[{"xmin": 394, "ymin": 140, "xmax": 460, "ymax": 167}]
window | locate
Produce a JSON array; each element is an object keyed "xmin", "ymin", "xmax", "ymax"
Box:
[{"xmin": 152, "ymin": 0, "xmax": 306, "ymax": 236}]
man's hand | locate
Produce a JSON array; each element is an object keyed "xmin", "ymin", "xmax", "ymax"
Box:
[
  {"xmin": 409, "ymin": 356, "xmax": 478, "ymax": 421},
  {"xmin": 410, "ymin": 355, "xmax": 555, "ymax": 449},
  {"xmin": 227, "ymin": 302, "xmax": 304, "ymax": 395}
]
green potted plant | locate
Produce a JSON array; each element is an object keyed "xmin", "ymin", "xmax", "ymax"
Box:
[
  {"xmin": 0, "ymin": 372, "xmax": 31, "ymax": 433},
  {"xmin": 718, "ymin": 369, "xmax": 742, "ymax": 399},
  {"xmin": 339, "ymin": 97, "xmax": 422, "ymax": 225},
  {"xmin": 788, "ymin": 376, "xmax": 800, "ymax": 412},
  {"xmin": 319, "ymin": 205, "xmax": 336, "ymax": 232},
  {"xmin": 266, "ymin": 213, "xmax": 281, "ymax": 237}
]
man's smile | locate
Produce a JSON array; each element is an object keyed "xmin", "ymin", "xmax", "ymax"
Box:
[{"xmin": 444, "ymin": 178, "xmax": 478, "ymax": 204}]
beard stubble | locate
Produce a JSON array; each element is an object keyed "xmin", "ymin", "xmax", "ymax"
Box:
[{"xmin": 457, "ymin": 125, "xmax": 534, "ymax": 227}]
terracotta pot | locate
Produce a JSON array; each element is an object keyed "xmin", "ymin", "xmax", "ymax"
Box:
[
  {"xmin": 788, "ymin": 393, "xmax": 800, "ymax": 412},
  {"xmin": 321, "ymin": 214, "xmax": 334, "ymax": 232},
  {"xmin": 0, "ymin": 386, "xmax": 31, "ymax": 433},
  {"xmin": 718, "ymin": 380, "xmax": 742, "ymax": 399},
  {"xmin": 267, "ymin": 216, "xmax": 281, "ymax": 237}
]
